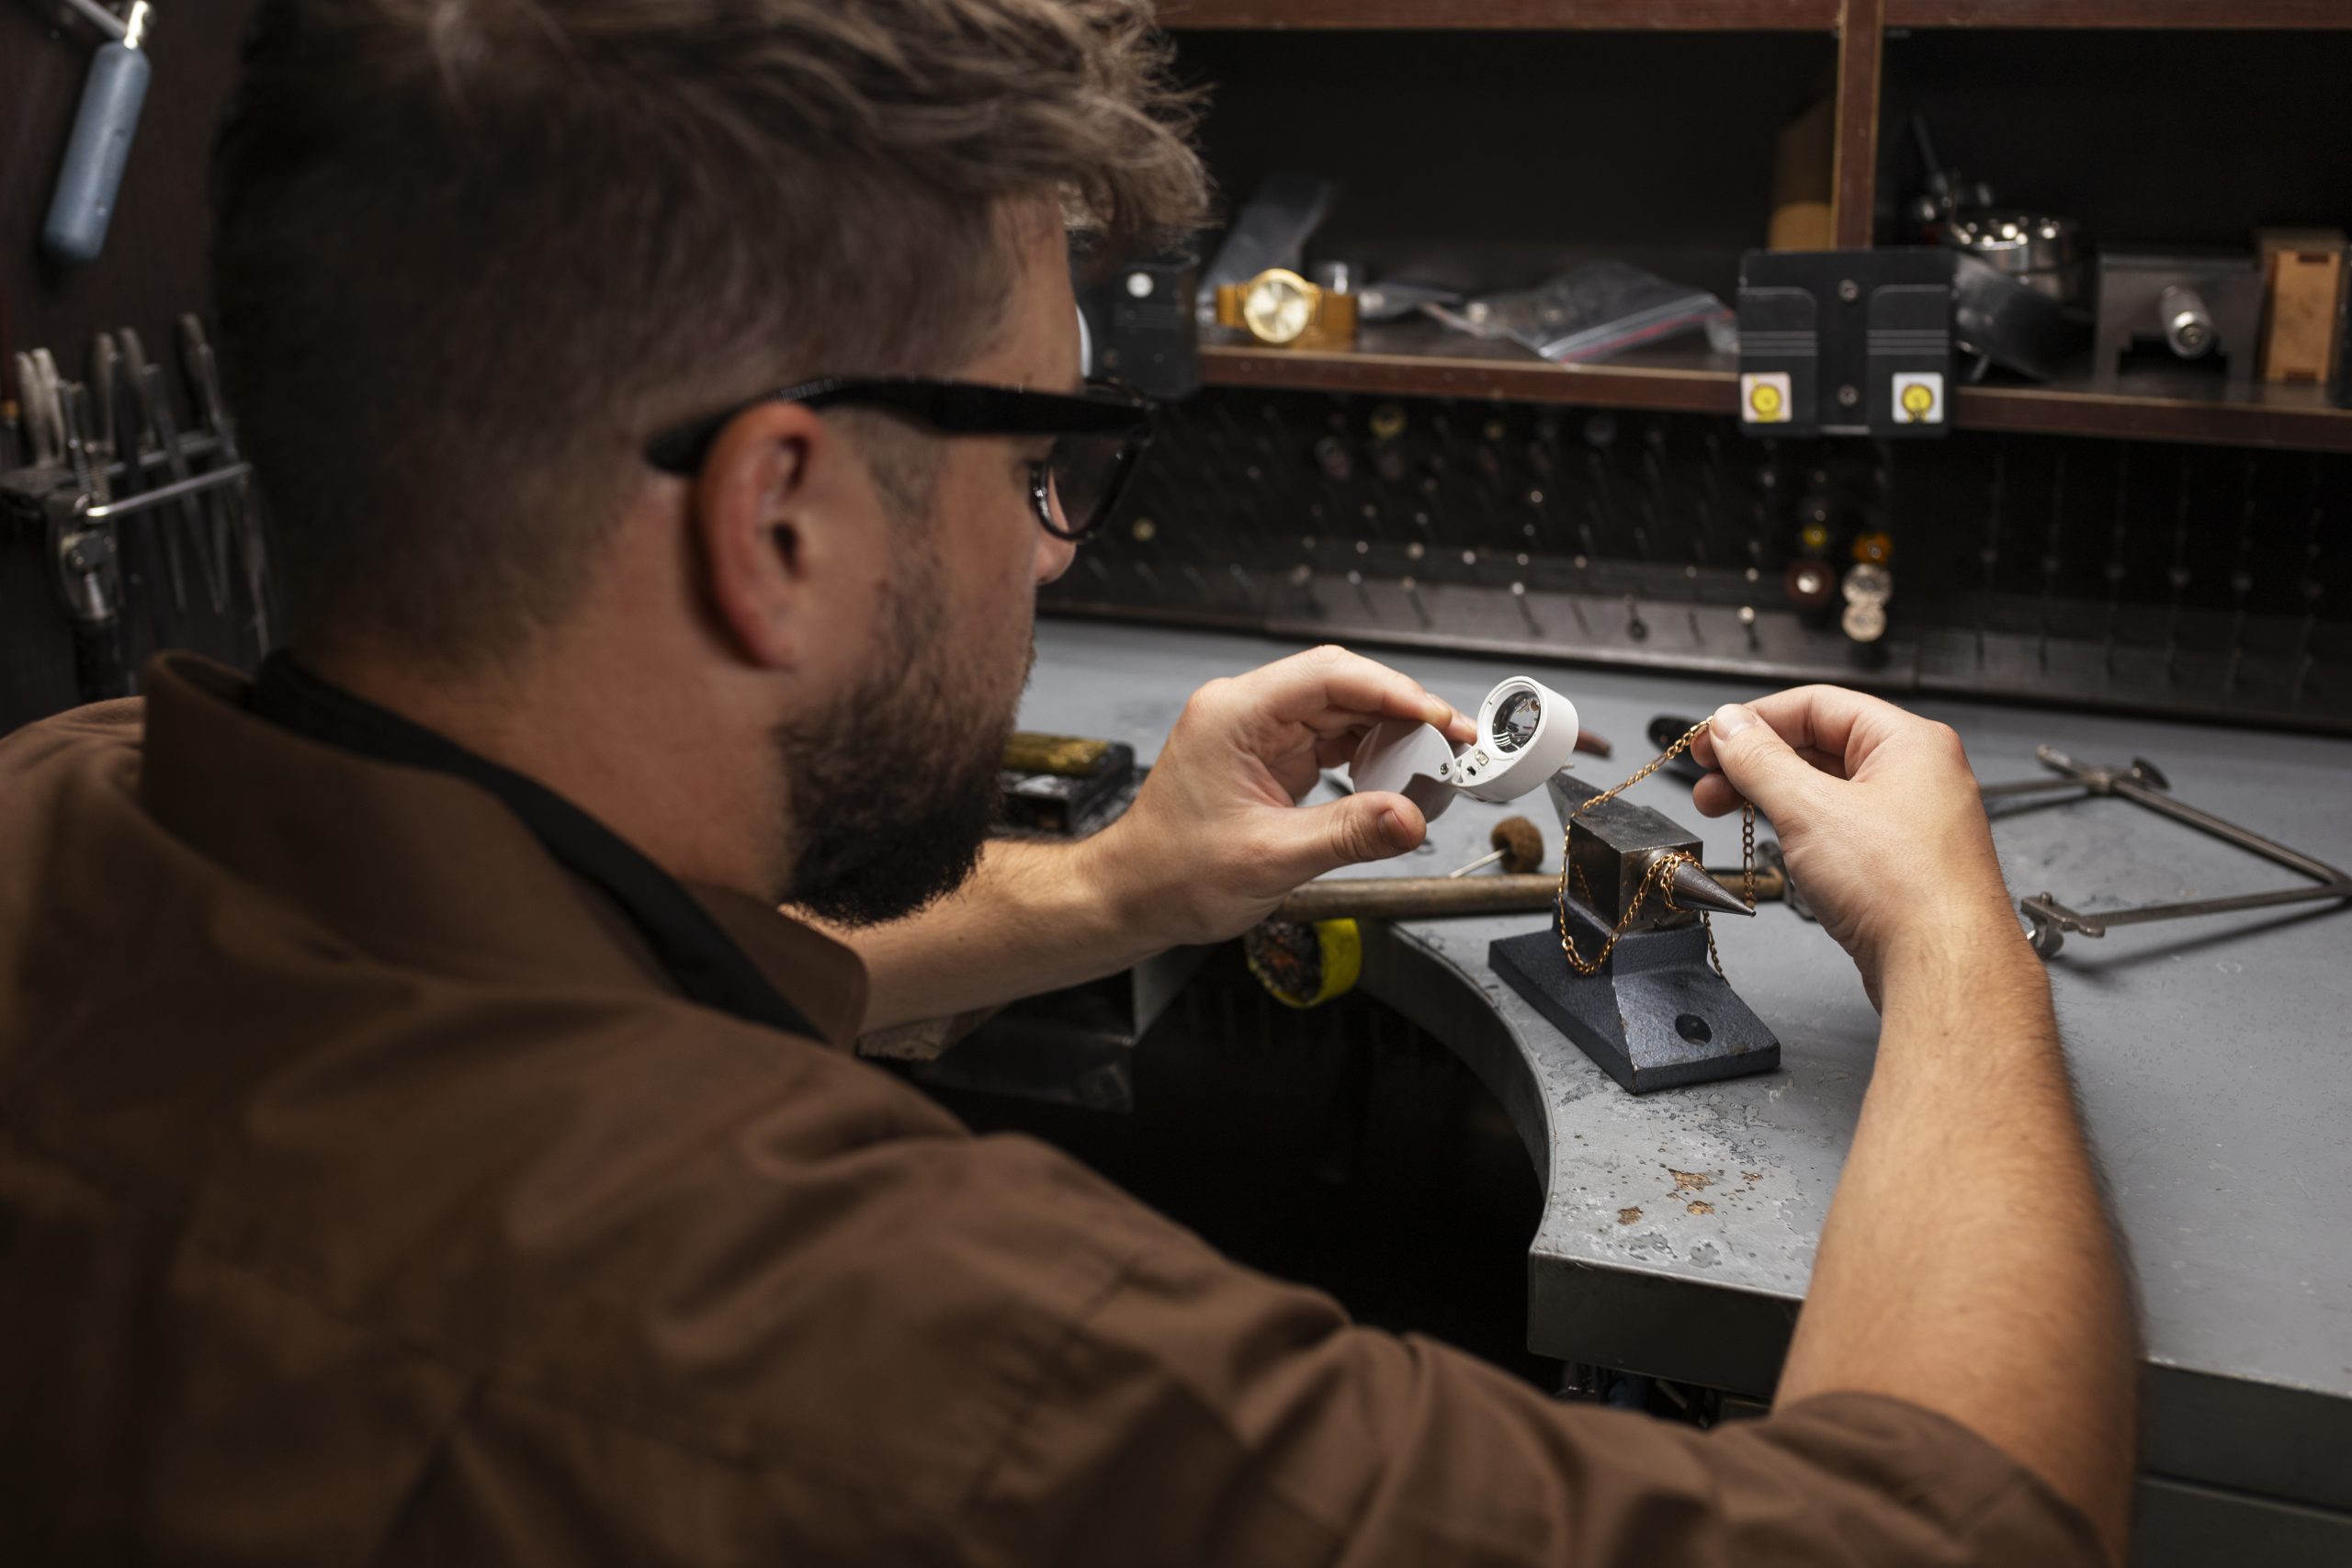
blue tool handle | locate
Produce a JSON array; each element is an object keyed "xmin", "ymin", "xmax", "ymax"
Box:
[{"xmin": 41, "ymin": 41, "xmax": 151, "ymax": 267}]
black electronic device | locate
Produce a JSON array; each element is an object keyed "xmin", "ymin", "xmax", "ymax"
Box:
[
  {"xmin": 1736, "ymin": 248, "xmax": 1956, "ymax": 439},
  {"xmin": 997, "ymin": 732, "xmax": 1139, "ymax": 837},
  {"xmin": 2092, "ymin": 249, "xmax": 2265, "ymax": 393},
  {"xmin": 1076, "ymin": 247, "xmax": 1200, "ymax": 401},
  {"xmin": 1951, "ymin": 254, "xmax": 2086, "ymax": 383}
]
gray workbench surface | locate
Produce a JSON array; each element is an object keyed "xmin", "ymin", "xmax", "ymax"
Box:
[{"xmin": 1022, "ymin": 616, "xmax": 2352, "ymax": 1510}]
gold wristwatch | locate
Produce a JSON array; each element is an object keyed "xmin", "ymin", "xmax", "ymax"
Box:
[{"xmin": 1214, "ymin": 267, "xmax": 1359, "ymax": 350}]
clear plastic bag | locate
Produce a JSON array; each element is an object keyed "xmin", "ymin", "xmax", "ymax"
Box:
[{"xmin": 1425, "ymin": 261, "xmax": 1736, "ymax": 364}]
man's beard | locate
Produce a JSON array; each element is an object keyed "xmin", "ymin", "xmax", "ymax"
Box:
[{"xmin": 776, "ymin": 564, "xmax": 1028, "ymax": 927}]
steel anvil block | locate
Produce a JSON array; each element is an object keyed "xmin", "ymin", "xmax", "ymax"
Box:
[
  {"xmin": 1569, "ymin": 797, "xmax": 1703, "ymax": 930},
  {"xmin": 1493, "ymin": 794, "xmax": 1778, "ymax": 1094}
]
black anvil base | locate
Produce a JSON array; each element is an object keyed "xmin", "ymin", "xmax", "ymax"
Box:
[{"xmin": 1491, "ymin": 900, "xmax": 1780, "ymax": 1095}]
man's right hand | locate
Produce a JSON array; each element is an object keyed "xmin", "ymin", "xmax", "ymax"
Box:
[
  {"xmin": 1701, "ymin": 686, "xmax": 2138, "ymax": 1562},
  {"xmin": 1688, "ymin": 686, "xmax": 2026, "ymax": 1008}
]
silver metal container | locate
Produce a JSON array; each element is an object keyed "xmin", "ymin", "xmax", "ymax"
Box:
[{"xmin": 1943, "ymin": 209, "xmax": 2085, "ymax": 304}]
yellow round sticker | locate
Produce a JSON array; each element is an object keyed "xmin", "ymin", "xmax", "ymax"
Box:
[
  {"xmin": 1749, "ymin": 382, "xmax": 1783, "ymax": 419},
  {"xmin": 1901, "ymin": 382, "xmax": 1935, "ymax": 416}
]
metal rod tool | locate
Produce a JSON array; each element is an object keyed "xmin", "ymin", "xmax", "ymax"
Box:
[{"xmin": 1998, "ymin": 747, "xmax": 2352, "ymax": 955}]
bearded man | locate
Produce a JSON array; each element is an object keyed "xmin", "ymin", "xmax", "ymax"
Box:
[{"xmin": 0, "ymin": 1, "xmax": 2132, "ymax": 1562}]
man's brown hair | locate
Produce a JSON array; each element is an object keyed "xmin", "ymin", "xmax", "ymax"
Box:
[{"xmin": 210, "ymin": 0, "xmax": 1206, "ymax": 666}]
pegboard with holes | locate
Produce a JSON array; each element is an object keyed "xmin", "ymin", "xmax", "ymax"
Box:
[{"xmin": 1046, "ymin": 388, "xmax": 2352, "ymax": 734}]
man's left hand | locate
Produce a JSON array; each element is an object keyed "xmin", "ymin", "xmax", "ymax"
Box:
[{"xmin": 1080, "ymin": 645, "xmax": 1475, "ymax": 951}]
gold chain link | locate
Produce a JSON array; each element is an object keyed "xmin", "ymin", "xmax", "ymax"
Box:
[
  {"xmin": 1574, "ymin": 720, "xmax": 1710, "ymax": 816},
  {"xmin": 1555, "ymin": 717, "xmax": 1757, "ymax": 981},
  {"xmin": 1743, "ymin": 800, "xmax": 1757, "ymax": 912}
]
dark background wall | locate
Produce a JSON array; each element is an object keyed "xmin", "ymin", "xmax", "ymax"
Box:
[
  {"xmin": 1178, "ymin": 28, "xmax": 1838, "ymax": 304},
  {"xmin": 1875, "ymin": 28, "xmax": 2352, "ymax": 247},
  {"xmin": 9, "ymin": 13, "xmax": 2352, "ymax": 733}
]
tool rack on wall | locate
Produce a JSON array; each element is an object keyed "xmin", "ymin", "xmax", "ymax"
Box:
[
  {"xmin": 3, "ymin": 0, "xmax": 259, "ymax": 731},
  {"xmin": 1043, "ymin": 2, "xmax": 2352, "ymax": 732}
]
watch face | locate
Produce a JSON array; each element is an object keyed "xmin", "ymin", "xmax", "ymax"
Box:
[
  {"xmin": 1492, "ymin": 688, "xmax": 1541, "ymax": 752},
  {"xmin": 1241, "ymin": 271, "xmax": 1315, "ymax": 344}
]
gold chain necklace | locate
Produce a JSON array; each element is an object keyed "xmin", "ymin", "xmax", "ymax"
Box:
[{"xmin": 1555, "ymin": 717, "xmax": 1756, "ymax": 978}]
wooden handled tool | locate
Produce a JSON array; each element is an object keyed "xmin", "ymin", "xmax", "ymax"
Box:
[
  {"xmin": 1272, "ymin": 863, "xmax": 1787, "ymax": 924},
  {"xmin": 1273, "ymin": 874, "xmax": 1559, "ymax": 924},
  {"xmin": 1447, "ymin": 815, "xmax": 1544, "ymax": 877}
]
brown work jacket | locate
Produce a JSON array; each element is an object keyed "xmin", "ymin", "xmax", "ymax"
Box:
[{"xmin": 0, "ymin": 653, "xmax": 2100, "ymax": 1565}]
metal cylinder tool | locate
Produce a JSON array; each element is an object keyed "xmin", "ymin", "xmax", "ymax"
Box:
[
  {"xmin": 40, "ymin": 0, "xmax": 155, "ymax": 268},
  {"xmin": 2159, "ymin": 285, "xmax": 2215, "ymax": 359}
]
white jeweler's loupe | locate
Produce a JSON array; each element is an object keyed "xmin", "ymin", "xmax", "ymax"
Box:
[{"xmin": 1348, "ymin": 675, "xmax": 1580, "ymax": 823}]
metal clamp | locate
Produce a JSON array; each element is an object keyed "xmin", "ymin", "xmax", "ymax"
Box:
[{"xmin": 55, "ymin": 0, "xmax": 148, "ymax": 43}]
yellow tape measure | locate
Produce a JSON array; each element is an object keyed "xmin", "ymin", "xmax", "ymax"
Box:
[{"xmin": 1243, "ymin": 918, "xmax": 1363, "ymax": 1009}]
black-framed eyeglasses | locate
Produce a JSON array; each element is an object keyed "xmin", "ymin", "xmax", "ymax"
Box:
[{"xmin": 644, "ymin": 376, "xmax": 1155, "ymax": 542}]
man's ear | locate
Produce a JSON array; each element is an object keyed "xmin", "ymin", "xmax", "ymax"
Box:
[{"xmin": 690, "ymin": 400, "xmax": 834, "ymax": 670}]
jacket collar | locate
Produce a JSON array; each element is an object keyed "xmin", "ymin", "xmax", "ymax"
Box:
[{"xmin": 139, "ymin": 653, "xmax": 865, "ymax": 1047}]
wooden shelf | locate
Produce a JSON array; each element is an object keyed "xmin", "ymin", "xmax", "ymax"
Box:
[
  {"xmin": 1160, "ymin": 0, "xmax": 2352, "ymax": 28},
  {"xmin": 1951, "ymin": 376, "xmax": 2352, "ymax": 451},
  {"xmin": 1197, "ymin": 323, "xmax": 2352, "ymax": 451},
  {"xmin": 1199, "ymin": 321, "xmax": 1740, "ymax": 413},
  {"xmin": 1158, "ymin": 1, "xmax": 1841, "ymax": 30},
  {"xmin": 1886, "ymin": 1, "xmax": 2352, "ymax": 28},
  {"xmin": 1171, "ymin": 1, "xmax": 2352, "ymax": 452}
]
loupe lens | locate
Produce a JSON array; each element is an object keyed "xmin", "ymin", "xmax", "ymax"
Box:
[{"xmin": 1493, "ymin": 690, "xmax": 1540, "ymax": 752}]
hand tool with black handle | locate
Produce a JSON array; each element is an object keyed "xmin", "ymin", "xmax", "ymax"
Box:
[
  {"xmin": 177, "ymin": 314, "xmax": 271, "ymax": 647},
  {"xmin": 121, "ymin": 326, "xmax": 219, "ymax": 614},
  {"xmin": 104, "ymin": 344, "xmax": 178, "ymax": 649},
  {"xmin": 49, "ymin": 385, "xmax": 131, "ymax": 701}
]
